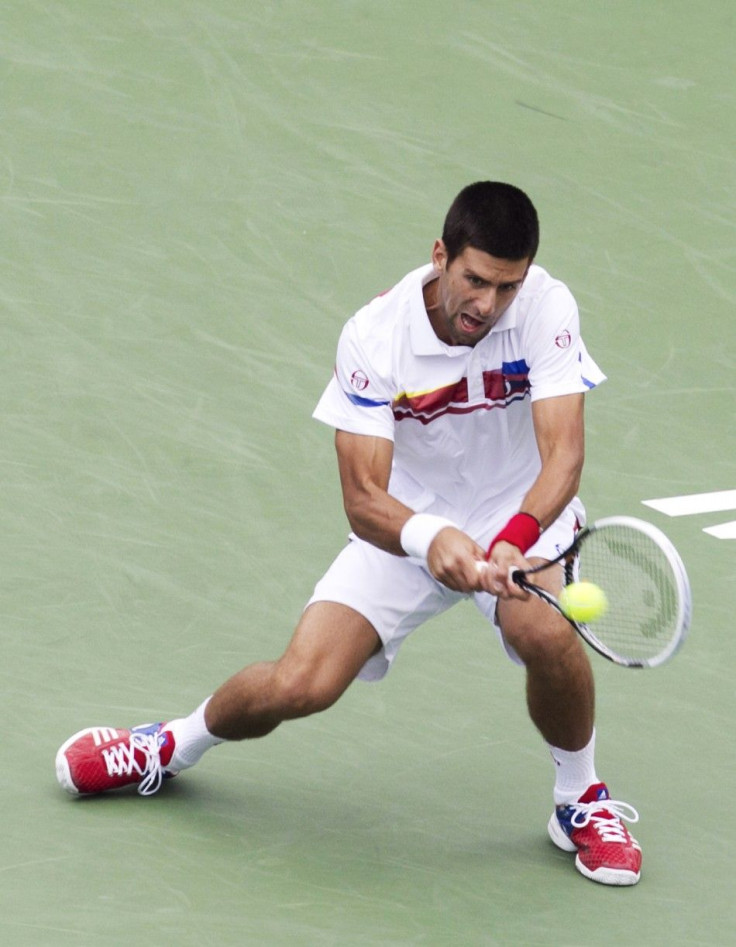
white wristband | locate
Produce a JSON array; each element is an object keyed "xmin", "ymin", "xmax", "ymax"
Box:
[{"xmin": 400, "ymin": 514, "xmax": 458, "ymax": 561}]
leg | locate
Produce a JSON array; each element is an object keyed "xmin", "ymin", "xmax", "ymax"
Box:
[
  {"xmin": 205, "ymin": 601, "xmax": 382, "ymax": 740},
  {"xmin": 55, "ymin": 602, "xmax": 381, "ymax": 795},
  {"xmin": 56, "ymin": 538, "xmax": 447, "ymax": 796},
  {"xmin": 498, "ymin": 560, "xmax": 642, "ymax": 885},
  {"xmin": 496, "ymin": 560, "xmax": 594, "ymax": 751}
]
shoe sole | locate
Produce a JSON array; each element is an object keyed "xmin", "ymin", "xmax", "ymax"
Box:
[
  {"xmin": 55, "ymin": 727, "xmax": 98, "ymax": 794},
  {"xmin": 547, "ymin": 811, "xmax": 641, "ymax": 886},
  {"xmin": 547, "ymin": 811, "xmax": 577, "ymax": 852}
]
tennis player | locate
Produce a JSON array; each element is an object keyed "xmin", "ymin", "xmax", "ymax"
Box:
[{"xmin": 56, "ymin": 182, "xmax": 642, "ymax": 886}]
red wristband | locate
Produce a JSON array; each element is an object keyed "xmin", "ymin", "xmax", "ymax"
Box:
[{"xmin": 486, "ymin": 513, "xmax": 541, "ymax": 559}]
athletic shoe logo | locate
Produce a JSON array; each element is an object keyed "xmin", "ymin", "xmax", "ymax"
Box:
[{"xmin": 91, "ymin": 727, "xmax": 119, "ymax": 746}]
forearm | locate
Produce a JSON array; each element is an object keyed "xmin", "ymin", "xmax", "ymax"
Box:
[
  {"xmin": 335, "ymin": 431, "xmax": 491, "ymax": 592},
  {"xmin": 336, "ymin": 430, "xmax": 417, "ymax": 556},
  {"xmin": 519, "ymin": 392, "xmax": 585, "ymax": 532},
  {"xmin": 343, "ymin": 487, "xmax": 416, "ymax": 556},
  {"xmin": 484, "ymin": 445, "xmax": 582, "ymax": 598},
  {"xmin": 519, "ymin": 446, "xmax": 583, "ymax": 530}
]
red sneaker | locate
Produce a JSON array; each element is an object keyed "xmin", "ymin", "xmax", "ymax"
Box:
[
  {"xmin": 548, "ymin": 782, "xmax": 642, "ymax": 885},
  {"xmin": 56, "ymin": 724, "xmax": 177, "ymax": 797}
]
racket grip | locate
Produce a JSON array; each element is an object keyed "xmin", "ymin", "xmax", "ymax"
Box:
[{"xmin": 510, "ymin": 569, "xmax": 525, "ymax": 586}]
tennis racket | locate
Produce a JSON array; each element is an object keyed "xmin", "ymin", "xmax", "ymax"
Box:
[{"xmin": 511, "ymin": 516, "xmax": 691, "ymax": 668}]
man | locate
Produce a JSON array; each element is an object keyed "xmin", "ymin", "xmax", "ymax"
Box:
[{"xmin": 56, "ymin": 182, "xmax": 642, "ymax": 886}]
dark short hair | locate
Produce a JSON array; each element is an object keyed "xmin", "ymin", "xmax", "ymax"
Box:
[{"xmin": 442, "ymin": 181, "xmax": 539, "ymax": 263}]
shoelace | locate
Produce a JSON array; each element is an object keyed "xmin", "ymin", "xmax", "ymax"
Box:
[
  {"xmin": 568, "ymin": 799, "xmax": 640, "ymax": 844},
  {"xmin": 101, "ymin": 731, "xmax": 165, "ymax": 797}
]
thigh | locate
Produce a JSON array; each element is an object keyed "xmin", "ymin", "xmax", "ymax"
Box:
[
  {"xmin": 280, "ymin": 601, "xmax": 384, "ymax": 703},
  {"xmin": 496, "ymin": 559, "xmax": 578, "ymax": 664},
  {"xmin": 307, "ymin": 538, "xmax": 463, "ymax": 680}
]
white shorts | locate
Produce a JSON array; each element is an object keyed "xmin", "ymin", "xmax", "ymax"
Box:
[{"xmin": 307, "ymin": 500, "xmax": 583, "ymax": 681}]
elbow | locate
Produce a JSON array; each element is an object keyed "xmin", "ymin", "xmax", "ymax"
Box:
[
  {"xmin": 342, "ymin": 494, "xmax": 372, "ymax": 540},
  {"xmin": 550, "ymin": 442, "xmax": 584, "ymax": 501},
  {"xmin": 568, "ymin": 453, "xmax": 584, "ymax": 499},
  {"xmin": 343, "ymin": 506, "xmax": 362, "ymax": 538},
  {"xmin": 571, "ymin": 456, "xmax": 584, "ymax": 493}
]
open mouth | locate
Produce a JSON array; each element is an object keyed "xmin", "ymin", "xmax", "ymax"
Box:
[{"xmin": 459, "ymin": 312, "xmax": 485, "ymax": 333}]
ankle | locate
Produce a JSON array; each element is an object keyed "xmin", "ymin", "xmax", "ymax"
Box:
[
  {"xmin": 167, "ymin": 697, "xmax": 224, "ymax": 771},
  {"xmin": 549, "ymin": 730, "xmax": 598, "ymax": 805}
]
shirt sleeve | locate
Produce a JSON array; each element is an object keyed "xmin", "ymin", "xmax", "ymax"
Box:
[
  {"xmin": 523, "ymin": 285, "xmax": 606, "ymax": 402},
  {"xmin": 312, "ymin": 317, "xmax": 396, "ymax": 440}
]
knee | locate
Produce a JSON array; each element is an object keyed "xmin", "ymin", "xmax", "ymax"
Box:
[
  {"xmin": 502, "ymin": 611, "xmax": 581, "ymax": 667},
  {"xmin": 272, "ymin": 661, "xmax": 344, "ymax": 719}
]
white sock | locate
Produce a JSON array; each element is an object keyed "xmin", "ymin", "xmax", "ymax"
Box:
[
  {"xmin": 166, "ymin": 697, "xmax": 224, "ymax": 771},
  {"xmin": 549, "ymin": 730, "xmax": 599, "ymax": 805}
]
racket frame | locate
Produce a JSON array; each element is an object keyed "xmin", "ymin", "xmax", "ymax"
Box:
[{"xmin": 511, "ymin": 515, "xmax": 691, "ymax": 668}]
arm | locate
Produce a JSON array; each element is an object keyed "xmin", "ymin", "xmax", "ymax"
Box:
[
  {"xmin": 334, "ymin": 429, "xmax": 411, "ymax": 555},
  {"xmin": 483, "ymin": 392, "xmax": 585, "ymax": 597},
  {"xmin": 521, "ymin": 391, "xmax": 585, "ymax": 528},
  {"xmin": 335, "ymin": 429, "xmax": 487, "ymax": 590}
]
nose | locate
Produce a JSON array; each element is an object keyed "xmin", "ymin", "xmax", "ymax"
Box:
[{"xmin": 476, "ymin": 287, "xmax": 497, "ymax": 316}]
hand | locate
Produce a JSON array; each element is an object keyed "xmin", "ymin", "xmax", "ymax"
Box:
[
  {"xmin": 426, "ymin": 527, "xmax": 489, "ymax": 593},
  {"xmin": 475, "ymin": 541, "xmax": 531, "ymax": 599}
]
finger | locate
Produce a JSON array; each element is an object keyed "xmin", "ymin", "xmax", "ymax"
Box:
[
  {"xmin": 475, "ymin": 560, "xmax": 507, "ymax": 596},
  {"xmin": 503, "ymin": 569, "xmax": 530, "ymax": 600}
]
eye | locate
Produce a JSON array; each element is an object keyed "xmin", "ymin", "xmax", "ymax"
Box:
[{"xmin": 467, "ymin": 275, "xmax": 486, "ymax": 288}]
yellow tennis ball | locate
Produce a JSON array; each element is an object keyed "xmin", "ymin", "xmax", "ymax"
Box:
[{"xmin": 559, "ymin": 581, "xmax": 608, "ymax": 622}]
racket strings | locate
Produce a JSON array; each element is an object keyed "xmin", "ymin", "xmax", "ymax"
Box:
[{"xmin": 576, "ymin": 525, "xmax": 680, "ymax": 663}]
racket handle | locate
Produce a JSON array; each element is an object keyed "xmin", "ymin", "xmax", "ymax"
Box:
[{"xmin": 510, "ymin": 569, "xmax": 525, "ymax": 586}]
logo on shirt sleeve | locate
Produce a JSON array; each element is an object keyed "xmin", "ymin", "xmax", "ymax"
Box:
[
  {"xmin": 555, "ymin": 330, "xmax": 572, "ymax": 349},
  {"xmin": 350, "ymin": 370, "xmax": 370, "ymax": 391},
  {"xmin": 343, "ymin": 368, "xmax": 389, "ymax": 407}
]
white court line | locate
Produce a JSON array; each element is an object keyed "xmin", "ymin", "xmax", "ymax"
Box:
[
  {"xmin": 642, "ymin": 490, "xmax": 736, "ymax": 517},
  {"xmin": 703, "ymin": 521, "xmax": 736, "ymax": 540}
]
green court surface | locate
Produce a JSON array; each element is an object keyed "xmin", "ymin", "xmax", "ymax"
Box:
[{"xmin": 2, "ymin": 2, "xmax": 735, "ymax": 944}]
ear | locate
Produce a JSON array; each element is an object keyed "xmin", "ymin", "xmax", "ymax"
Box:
[{"xmin": 431, "ymin": 239, "xmax": 448, "ymax": 271}]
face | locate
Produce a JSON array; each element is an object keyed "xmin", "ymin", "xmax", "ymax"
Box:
[{"xmin": 426, "ymin": 241, "xmax": 531, "ymax": 346}]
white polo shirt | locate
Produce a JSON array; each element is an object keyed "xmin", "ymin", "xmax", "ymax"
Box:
[{"xmin": 313, "ymin": 263, "xmax": 605, "ymax": 543}]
